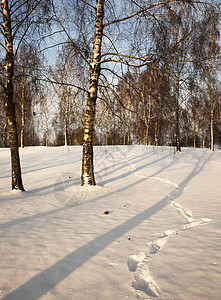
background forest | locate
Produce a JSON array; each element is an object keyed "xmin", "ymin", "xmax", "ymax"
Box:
[{"xmin": 0, "ymin": 0, "xmax": 220, "ymax": 150}]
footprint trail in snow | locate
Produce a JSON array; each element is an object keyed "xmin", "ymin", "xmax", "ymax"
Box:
[{"xmin": 125, "ymin": 151, "xmax": 212, "ymax": 298}]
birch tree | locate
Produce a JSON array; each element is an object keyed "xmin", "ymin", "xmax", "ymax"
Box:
[
  {"xmin": 53, "ymin": 0, "xmax": 187, "ymax": 185},
  {"xmin": 1, "ymin": 0, "xmax": 25, "ymax": 190},
  {"xmin": 14, "ymin": 43, "xmax": 41, "ymax": 148},
  {"xmin": 192, "ymin": 4, "xmax": 220, "ymax": 151},
  {"xmin": 0, "ymin": 0, "xmax": 49, "ymax": 190},
  {"xmin": 50, "ymin": 46, "xmax": 84, "ymax": 147},
  {"xmin": 153, "ymin": 1, "xmax": 195, "ymax": 151}
]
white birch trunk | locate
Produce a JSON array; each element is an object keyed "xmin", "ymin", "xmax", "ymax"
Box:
[
  {"xmin": 210, "ymin": 14, "xmax": 215, "ymax": 152},
  {"xmin": 20, "ymin": 79, "xmax": 25, "ymax": 148},
  {"xmin": 81, "ymin": 0, "xmax": 105, "ymax": 185},
  {"xmin": 64, "ymin": 108, "xmax": 68, "ymax": 147},
  {"xmin": 193, "ymin": 118, "xmax": 196, "ymax": 148},
  {"xmin": 2, "ymin": 0, "xmax": 24, "ymax": 190}
]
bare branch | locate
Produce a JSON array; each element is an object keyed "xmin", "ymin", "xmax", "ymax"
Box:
[
  {"xmin": 100, "ymin": 57, "xmax": 155, "ymax": 67},
  {"xmin": 39, "ymin": 72, "xmax": 88, "ymax": 94},
  {"xmin": 37, "ymin": 30, "xmax": 65, "ymax": 42},
  {"xmin": 39, "ymin": 41, "xmax": 70, "ymax": 53},
  {"xmin": 52, "ymin": 0, "xmax": 89, "ymax": 65},
  {"xmin": 12, "ymin": 0, "xmax": 44, "ymax": 39},
  {"xmin": 103, "ymin": 0, "xmax": 177, "ymax": 28},
  {"xmin": 80, "ymin": 0, "xmax": 96, "ymax": 10},
  {"xmin": 100, "ymin": 72, "xmax": 136, "ymax": 114}
]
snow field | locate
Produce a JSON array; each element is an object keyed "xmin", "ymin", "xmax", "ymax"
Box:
[{"xmin": 0, "ymin": 145, "xmax": 220, "ymax": 299}]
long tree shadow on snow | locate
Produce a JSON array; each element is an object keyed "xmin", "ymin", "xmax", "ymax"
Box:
[
  {"xmin": 2, "ymin": 150, "xmax": 212, "ymax": 300},
  {"xmin": 0, "ymin": 148, "xmax": 169, "ymax": 199},
  {"xmin": 0, "ymin": 147, "xmax": 194, "ymax": 226}
]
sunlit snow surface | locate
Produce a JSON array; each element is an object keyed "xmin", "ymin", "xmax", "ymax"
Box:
[{"xmin": 0, "ymin": 145, "xmax": 220, "ymax": 300}]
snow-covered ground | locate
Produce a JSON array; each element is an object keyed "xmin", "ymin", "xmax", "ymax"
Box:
[{"xmin": 0, "ymin": 145, "xmax": 220, "ymax": 300}]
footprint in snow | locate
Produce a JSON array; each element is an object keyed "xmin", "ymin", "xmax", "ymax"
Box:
[
  {"xmin": 128, "ymin": 201, "xmax": 212, "ymax": 298},
  {"xmin": 127, "ymin": 253, "xmax": 160, "ymax": 298}
]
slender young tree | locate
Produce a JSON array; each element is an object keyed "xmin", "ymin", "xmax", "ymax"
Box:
[
  {"xmin": 151, "ymin": 1, "xmax": 197, "ymax": 151},
  {"xmin": 192, "ymin": 5, "xmax": 220, "ymax": 151},
  {"xmin": 50, "ymin": 45, "xmax": 83, "ymax": 147},
  {"xmin": 14, "ymin": 43, "xmax": 41, "ymax": 148}
]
